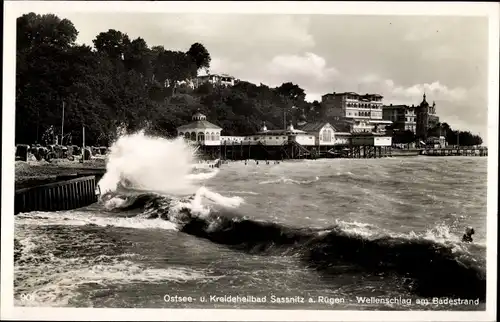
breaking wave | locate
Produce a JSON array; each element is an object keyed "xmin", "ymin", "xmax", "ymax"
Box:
[
  {"xmin": 16, "ymin": 132, "xmax": 485, "ymax": 305},
  {"xmin": 93, "ymin": 132, "xmax": 485, "ymax": 301},
  {"xmin": 95, "ymin": 191, "xmax": 486, "ymax": 302}
]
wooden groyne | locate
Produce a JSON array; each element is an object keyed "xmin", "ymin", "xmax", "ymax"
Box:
[{"xmin": 15, "ymin": 175, "xmax": 98, "ymax": 215}]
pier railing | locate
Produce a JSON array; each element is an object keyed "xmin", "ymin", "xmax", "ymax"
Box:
[{"xmin": 15, "ymin": 175, "xmax": 98, "ymax": 215}]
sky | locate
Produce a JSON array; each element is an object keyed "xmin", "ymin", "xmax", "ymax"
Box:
[{"xmin": 25, "ymin": 12, "xmax": 491, "ymax": 139}]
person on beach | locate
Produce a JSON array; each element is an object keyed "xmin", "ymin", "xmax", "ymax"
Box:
[{"xmin": 462, "ymin": 227, "xmax": 475, "ymax": 243}]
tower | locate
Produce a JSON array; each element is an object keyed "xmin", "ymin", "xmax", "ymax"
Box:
[{"xmin": 416, "ymin": 93, "xmax": 430, "ymax": 141}]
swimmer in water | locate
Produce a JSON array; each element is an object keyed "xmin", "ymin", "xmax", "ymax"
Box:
[{"xmin": 462, "ymin": 227, "xmax": 475, "ymax": 243}]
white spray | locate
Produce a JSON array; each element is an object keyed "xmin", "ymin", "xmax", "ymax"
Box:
[
  {"xmin": 98, "ymin": 131, "xmax": 199, "ymax": 196},
  {"xmin": 97, "ymin": 131, "xmax": 243, "ymax": 213}
]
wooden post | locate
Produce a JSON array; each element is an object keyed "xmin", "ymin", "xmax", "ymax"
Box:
[
  {"xmin": 61, "ymin": 101, "xmax": 65, "ymax": 146},
  {"xmin": 81, "ymin": 126, "xmax": 85, "ymax": 163}
]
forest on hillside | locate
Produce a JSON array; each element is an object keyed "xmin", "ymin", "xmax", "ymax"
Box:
[
  {"xmin": 15, "ymin": 13, "xmax": 323, "ymax": 146},
  {"xmin": 15, "ymin": 13, "xmax": 483, "ymax": 147}
]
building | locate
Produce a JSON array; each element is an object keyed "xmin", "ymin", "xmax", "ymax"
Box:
[
  {"xmin": 321, "ymin": 92, "xmax": 392, "ymax": 133},
  {"xmin": 220, "ymin": 136, "xmax": 246, "ymax": 145},
  {"xmin": 195, "ymin": 73, "xmax": 235, "ymax": 88},
  {"xmin": 297, "ymin": 122, "xmax": 351, "ymax": 146},
  {"xmin": 382, "ymin": 104, "xmax": 417, "ymax": 133},
  {"xmin": 415, "ymin": 93, "xmax": 439, "ymax": 140},
  {"xmin": 242, "ymin": 122, "xmax": 316, "ymax": 146},
  {"xmin": 176, "ymin": 111, "xmax": 222, "ymax": 146}
]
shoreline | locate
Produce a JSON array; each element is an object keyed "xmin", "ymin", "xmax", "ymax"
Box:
[{"xmin": 15, "ymin": 159, "xmax": 106, "ymax": 190}]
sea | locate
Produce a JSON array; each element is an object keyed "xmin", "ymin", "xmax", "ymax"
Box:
[{"xmin": 14, "ymin": 132, "xmax": 488, "ymax": 310}]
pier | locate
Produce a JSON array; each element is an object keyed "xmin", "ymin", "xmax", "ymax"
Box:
[
  {"xmin": 15, "ymin": 175, "xmax": 99, "ymax": 215},
  {"xmin": 197, "ymin": 140, "xmax": 393, "ymax": 161},
  {"xmin": 421, "ymin": 147, "xmax": 488, "ymax": 157}
]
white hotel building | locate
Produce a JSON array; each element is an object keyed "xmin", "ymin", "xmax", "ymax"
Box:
[{"xmin": 321, "ymin": 92, "xmax": 392, "ymax": 133}]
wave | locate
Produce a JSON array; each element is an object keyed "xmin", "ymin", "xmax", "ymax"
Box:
[
  {"xmin": 14, "ymin": 233, "xmax": 218, "ymax": 307},
  {"xmin": 259, "ymin": 176, "xmax": 320, "ymax": 185},
  {"xmin": 96, "ymin": 192, "xmax": 486, "ymax": 301},
  {"xmin": 38, "ymin": 131, "xmax": 483, "ymax": 302},
  {"xmin": 16, "ymin": 210, "xmax": 179, "ymax": 231},
  {"xmin": 97, "ymin": 131, "xmax": 213, "ymax": 197}
]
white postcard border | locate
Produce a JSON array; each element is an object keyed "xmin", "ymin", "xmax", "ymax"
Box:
[{"xmin": 2, "ymin": 1, "xmax": 498, "ymax": 321}]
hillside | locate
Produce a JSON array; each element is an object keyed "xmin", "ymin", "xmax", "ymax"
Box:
[
  {"xmin": 15, "ymin": 12, "xmax": 482, "ymax": 147},
  {"xmin": 15, "ymin": 13, "xmax": 327, "ymax": 147}
]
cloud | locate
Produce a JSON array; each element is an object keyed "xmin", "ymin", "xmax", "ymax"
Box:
[
  {"xmin": 359, "ymin": 75, "xmax": 468, "ymax": 104},
  {"xmin": 354, "ymin": 74, "xmax": 485, "ymax": 138},
  {"xmin": 60, "ymin": 13, "xmax": 315, "ymax": 60},
  {"xmin": 268, "ymin": 52, "xmax": 338, "ymax": 81},
  {"xmin": 264, "ymin": 52, "xmax": 339, "ymax": 101},
  {"xmin": 206, "ymin": 57, "xmax": 244, "ymax": 76}
]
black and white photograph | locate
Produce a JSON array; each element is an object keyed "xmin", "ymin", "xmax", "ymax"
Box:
[{"xmin": 1, "ymin": 1, "xmax": 498, "ymax": 321}]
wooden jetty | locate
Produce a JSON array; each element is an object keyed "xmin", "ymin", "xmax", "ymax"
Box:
[{"xmin": 15, "ymin": 175, "xmax": 99, "ymax": 215}]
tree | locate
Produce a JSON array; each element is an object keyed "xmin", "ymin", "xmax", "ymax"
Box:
[
  {"xmin": 152, "ymin": 48, "xmax": 197, "ymax": 87},
  {"xmin": 17, "ymin": 13, "xmax": 78, "ymax": 52},
  {"xmin": 186, "ymin": 42, "xmax": 211, "ymax": 71},
  {"xmin": 18, "ymin": 12, "xmax": 483, "ymax": 147},
  {"xmin": 124, "ymin": 37, "xmax": 152, "ymax": 79},
  {"xmin": 93, "ymin": 29, "xmax": 131, "ymax": 61},
  {"xmin": 275, "ymin": 82, "xmax": 306, "ymax": 102}
]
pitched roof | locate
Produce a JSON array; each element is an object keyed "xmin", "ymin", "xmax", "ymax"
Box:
[
  {"xmin": 297, "ymin": 122, "xmax": 330, "ymax": 132},
  {"xmin": 329, "ymin": 120, "xmax": 352, "ymax": 132},
  {"xmin": 297, "ymin": 121, "xmax": 351, "ymax": 133},
  {"xmin": 177, "ymin": 120, "xmax": 222, "ymax": 131}
]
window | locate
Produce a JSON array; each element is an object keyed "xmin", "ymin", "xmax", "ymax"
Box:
[
  {"xmin": 184, "ymin": 133, "xmax": 190, "ymax": 140},
  {"xmin": 197, "ymin": 132, "xmax": 205, "ymax": 142},
  {"xmin": 322, "ymin": 129, "xmax": 332, "ymax": 142},
  {"xmin": 190, "ymin": 132, "xmax": 196, "ymax": 141},
  {"xmin": 179, "ymin": 132, "xmax": 184, "ymax": 136},
  {"xmin": 215, "ymin": 133, "xmax": 220, "ymax": 140}
]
